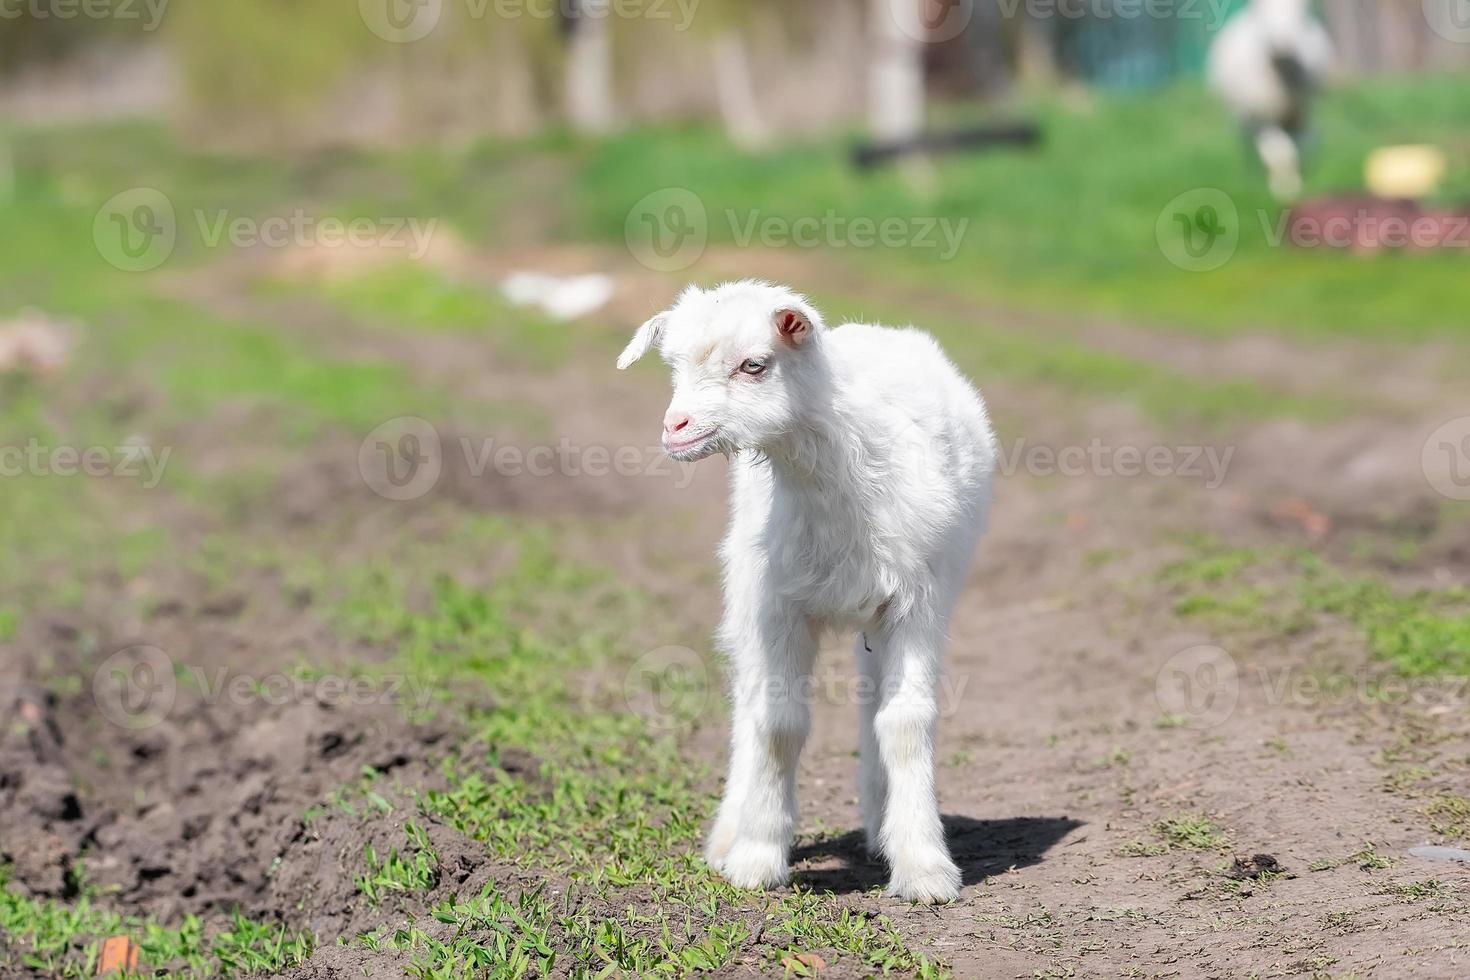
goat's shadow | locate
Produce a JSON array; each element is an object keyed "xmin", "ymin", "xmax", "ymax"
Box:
[{"xmin": 791, "ymin": 815, "xmax": 1084, "ymax": 894}]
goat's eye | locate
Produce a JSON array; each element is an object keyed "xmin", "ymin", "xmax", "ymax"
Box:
[{"xmin": 738, "ymin": 358, "xmax": 767, "ymax": 376}]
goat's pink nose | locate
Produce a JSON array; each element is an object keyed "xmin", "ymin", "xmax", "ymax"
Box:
[{"xmin": 663, "ymin": 410, "xmax": 691, "ymax": 436}]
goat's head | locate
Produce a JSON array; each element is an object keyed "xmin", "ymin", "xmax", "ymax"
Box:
[{"xmin": 616, "ymin": 280, "xmax": 825, "ymax": 461}]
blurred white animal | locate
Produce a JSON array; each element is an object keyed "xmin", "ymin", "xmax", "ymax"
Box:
[
  {"xmin": 617, "ymin": 280, "xmax": 996, "ymax": 903},
  {"xmin": 1209, "ymin": 0, "xmax": 1333, "ymax": 201},
  {"xmin": 500, "ymin": 271, "xmax": 614, "ymax": 321}
]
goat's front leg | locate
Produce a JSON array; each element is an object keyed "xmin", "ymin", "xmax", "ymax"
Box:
[
  {"xmin": 872, "ymin": 613, "xmax": 960, "ymax": 904},
  {"xmin": 705, "ymin": 603, "xmax": 816, "ymax": 890}
]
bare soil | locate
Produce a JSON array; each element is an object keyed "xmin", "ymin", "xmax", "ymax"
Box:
[{"xmin": 3, "ymin": 245, "xmax": 1468, "ymax": 978}]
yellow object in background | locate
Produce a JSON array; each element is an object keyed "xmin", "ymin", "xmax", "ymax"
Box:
[{"xmin": 1365, "ymin": 145, "xmax": 1448, "ymax": 200}]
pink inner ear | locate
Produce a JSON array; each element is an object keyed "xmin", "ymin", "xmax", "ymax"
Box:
[{"xmin": 777, "ymin": 310, "xmax": 805, "ymax": 336}]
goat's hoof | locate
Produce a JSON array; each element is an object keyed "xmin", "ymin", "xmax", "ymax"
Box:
[
  {"xmin": 720, "ymin": 840, "xmax": 790, "ymax": 891},
  {"xmin": 703, "ymin": 833, "xmax": 736, "ymax": 873},
  {"xmin": 886, "ymin": 858, "xmax": 962, "ymax": 904}
]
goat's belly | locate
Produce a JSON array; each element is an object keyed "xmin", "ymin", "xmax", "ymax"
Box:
[{"xmin": 770, "ymin": 548, "xmax": 905, "ymax": 627}]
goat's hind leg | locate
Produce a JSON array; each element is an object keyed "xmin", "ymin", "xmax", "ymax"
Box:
[
  {"xmin": 856, "ymin": 632, "xmax": 888, "ymax": 858},
  {"xmin": 872, "ymin": 612, "xmax": 960, "ymax": 904}
]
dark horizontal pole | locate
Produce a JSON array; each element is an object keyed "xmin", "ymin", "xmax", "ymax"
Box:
[{"xmin": 852, "ymin": 122, "xmax": 1043, "ymax": 170}]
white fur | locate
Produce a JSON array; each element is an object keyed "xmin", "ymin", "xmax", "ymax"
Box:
[
  {"xmin": 618, "ymin": 280, "xmax": 995, "ymax": 903},
  {"xmin": 1208, "ymin": 0, "xmax": 1333, "ymax": 201}
]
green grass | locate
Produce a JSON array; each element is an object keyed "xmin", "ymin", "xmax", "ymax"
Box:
[
  {"xmin": 813, "ymin": 292, "xmax": 1349, "ymax": 430},
  {"xmin": 1154, "ymin": 813, "xmax": 1228, "ymax": 850},
  {"xmin": 292, "ymin": 263, "xmax": 591, "ymax": 371},
  {"xmin": 1427, "ymin": 794, "xmax": 1470, "ymax": 840},
  {"xmin": 0, "ymin": 868, "xmax": 313, "ymax": 978},
  {"xmin": 1299, "ymin": 563, "xmax": 1470, "ymax": 677},
  {"xmin": 1118, "ymin": 813, "xmax": 1228, "ymax": 858},
  {"xmin": 1309, "ymin": 842, "xmax": 1396, "ymax": 872},
  {"xmin": 574, "ymin": 78, "xmax": 1470, "ymax": 344},
  {"xmin": 358, "ymin": 822, "xmax": 443, "ymax": 906},
  {"xmin": 1157, "ymin": 539, "xmax": 1470, "ymax": 677},
  {"xmin": 307, "ymin": 531, "xmax": 950, "ymax": 978}
]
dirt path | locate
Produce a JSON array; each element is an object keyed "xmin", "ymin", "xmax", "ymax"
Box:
[
  {"xmin": 462, "ymin": 246, "xmax": 1470, "ymax": 977},
  {"xmin": 4, "ymin": 241, "xmax": 1467, "ymax": 978}
]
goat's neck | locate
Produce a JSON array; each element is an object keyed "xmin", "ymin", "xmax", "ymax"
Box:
[{"xmin": 761, "ymin": 399, "xmax": 867, "ymax": 499}]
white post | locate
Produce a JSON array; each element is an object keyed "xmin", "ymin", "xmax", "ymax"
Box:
[
  {"xmin": 869, "ymin": 0, "xmax": 926, "ymax": 141},
  {"xmin": 565, "ymin": 0, "xmax": 616, "ymax": 134}
]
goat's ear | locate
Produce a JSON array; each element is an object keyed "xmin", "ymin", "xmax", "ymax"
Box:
[
  {"xmin": 773, "ymin": 307, "xmax": 812, "ymax": 348},
  {"xmin": 617, "ymin": 313, "xmax": 667, "ymax": 370}
]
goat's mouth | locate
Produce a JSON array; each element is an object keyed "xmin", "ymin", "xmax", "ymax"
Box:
[{"xmin": 662, "ymin": 427, "xmax": 722, "ymax": 461}]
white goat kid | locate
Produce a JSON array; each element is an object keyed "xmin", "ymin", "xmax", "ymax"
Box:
[
  {"xmin": 1209, "ymin": 0, "xmax": 1333, "ymax": 202},
  {"xmin": 617, "ymin": 280, "xmax": 996, "ymax": 903}
]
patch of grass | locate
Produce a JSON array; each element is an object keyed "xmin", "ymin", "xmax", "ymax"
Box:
[
  {"xmin": 1156, "ymin": 540, "xmax": 1470, "ymax": 678},
  {"xmin": 574, "ymin": 78, "xmax": 1470, "ymax": 345},
  {"xmin": 0, "ymin": 867, "xmax": 313, "ymax": 978},
  {"xmin": 1158, "ymin": 543, "xmax": 1262, "ymax": 586},
  {"xmin": 1377, "ymin": 879, "xmax": 1452, "ymax": 904},
  {"xmin": 1118, "ymin": 839, "xmax": 1169, "ymax": 858},
  {"xmin": 1119, "ymin": 813, "xmax": 1228, "ymax": 858},
  {"xmin": 1083, "ymin": 548, "xmax": 1126, "ymax": 569},
  {"xmin": 1155, "ymin": 813, "xmax": 1228, "ymax": 851},
  {"xmin": 1382, "ymin": 767, "xmax": 1434, "ymax": 796},
  {"xmin": 357, "ymin": 822, "xmax": 443, "ymax": 905},
  {"xmin": 1427, "ymin": 794, "xmax": 1470, "ymax": 840},
  {"xmin": 311, "ymin": 530, "xmax": 950, "ymax": 977},
  {"xmin": 828, "ymin": 298, "xmax": 1347, "ymax": 431},
  {"xmin": 1310, "ymin": 842, "xmax": 1395, "ymax": 872},
  {"xmin": 1300, "ymin": 567, "xmax": 1470, "ymax": 677},
  {"xmin": 1172, "ymin": 588, "xmax": 1268, "ymax": 621},
  {"xmin": 294, "ymin": 262, "xmax": 597, "ymax": 370}
]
